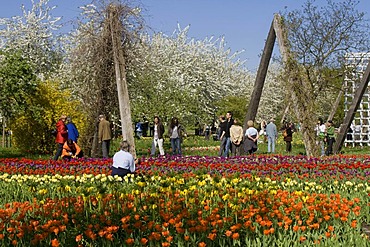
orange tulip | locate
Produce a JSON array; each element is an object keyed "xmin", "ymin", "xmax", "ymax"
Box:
[
  {"xmin": 232, "ymin": 233, "xmax": 239, "ymax": 240},
  {"xmin": 198, "ymin": 242, "xmax": 207, "ymax": 247},
  {"xmin": 125, "ymin": 238, "xmax": 134, "ymax": 245},
  {"xmin": 75, "ymin": 234, "xmax": 83, "ymax": 242},
  {"xmin": 207, "ymin": 233, "xmax": 217, "ymax": 241},
  {"xmin": 51, "ymin": 238, "xmax": 59, "ymax": 247},
  {"xmin": 140, "ymin": 238, "xmax": 148, "ymax": 245}
]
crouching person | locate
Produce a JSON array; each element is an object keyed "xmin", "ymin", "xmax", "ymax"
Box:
[
  {"xmin": 62, "ymin": 139, "xmax": 83, "ymax": 161},
  {"xmin": 111, "ymin": 140, "xmax": 136, "ymax": 179}
]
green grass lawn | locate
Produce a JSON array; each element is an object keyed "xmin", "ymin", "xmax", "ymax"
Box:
[{"xmin": 1, "ymin": 132, "xmax": 369, "ymax": 159}]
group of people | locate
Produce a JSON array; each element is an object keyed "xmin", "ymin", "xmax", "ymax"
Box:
[
  {"xmin": 53, "ymin": 115, "xmax": 82, "ymax": 161},
  {"xmin": 51, "ymin": 112, "xmax": 339, "ymax": 181},
  {"xmin": 315, "ymin": 118, "xmax": 336, "ymax": 156},
  {"xmin": 150, "ymin": 116, "xmax": 186, "ymax": 156},
  {"xmin": 53, "ymin": 114, "xmax": 113, "ymax": 161},
  {"xmin": 217, "ymin": 112, "xmax": 294, "ymax": 157},
  {"xmin": 217, "ymin": 112, "xmax": 258, "ymax": 157}
]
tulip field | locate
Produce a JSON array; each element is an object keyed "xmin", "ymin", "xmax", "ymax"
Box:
[{"xmin": 0, "ymin": 154, "xmax": 370, "ymax": 246}]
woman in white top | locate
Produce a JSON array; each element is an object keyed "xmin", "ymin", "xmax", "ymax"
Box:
[
  {"xmin": 316, "ymin": 118, "xmax": 326, "ymax": 156},
  {"xmin": 244, "ymin": 120, "xmax": 259, "ymax": 155},
  {"xmin": 168, "ymin": 117, "xmax": 185, "ymax": 155}
]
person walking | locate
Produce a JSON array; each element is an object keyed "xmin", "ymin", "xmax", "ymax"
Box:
[
  {"xmin": 151, "ymin": 116, "xmax": 165, "ymax": 156},
  {"xmin": 168, "ymin": 117, "xmax": 185, "ymax": 155},
  {"xmin": 98, "ymin": 114, "xmax": 112, "ymax": 158},
  {"xmin": 53, "ymin": 115, "xmax": 68, "ymax": 160},
  {"xmin": 222, "ymin": 111, "xmax": 234, "ymax": 157},
  {"xmin": 325, "ymin": 120, "xmax": 335, "ymax": 155},
  {"xmin": 111, "ymin": 140, "xmax": 136, "ymax": 179},
  {"xmin": 284, "ymin": 122, "xmax": 294, "ymax": 152},
  {"xmin": 230, "ymin": 118, "xmax": 243, "ymax": 156},
  {"xmin": 265, "ymin": 118, "xmax": 278, "ymax": 153},
  {"xmin": 244, "ymin": 120, "xmax": 259, "ymax": 155},
  {"xmin": 66, "ymin": 116, "xmax": 79, "ymax": 143}
]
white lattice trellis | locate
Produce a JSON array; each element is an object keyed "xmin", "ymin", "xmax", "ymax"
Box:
[{"xmin": 344, "ymin": 53, "xmax": 370, "ymax": 146}]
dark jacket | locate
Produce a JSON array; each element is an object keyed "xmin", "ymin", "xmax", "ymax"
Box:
[
  {"xmin": 219, "ymin": 121, "xmax": 227, "ymax": 138},
  {"xmin": 284, "ymin": 127, "xmax": 293, "ymax": 142},
  {"xmin": 155, "ymin": 122, "xmax": 165, "ymax": 139},
  {"xmin": 224, "ymin": 119, "xmax": 234, "ymax": 138}
]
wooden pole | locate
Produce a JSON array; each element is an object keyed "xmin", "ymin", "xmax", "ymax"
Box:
[
  {"xmin": 328, "ymin": 83, "xmax": 345, "ymax": 122},
  {"xmin": 333, "ymin": 61, "xmax": 370, "ymax": 153},
  {"xmin": 244, "ymin": 20, "xmax": 276, "ymax": 130},
  {"xmin": 109, "ymin": 5, "xmax": 136, "ymax": 158}
]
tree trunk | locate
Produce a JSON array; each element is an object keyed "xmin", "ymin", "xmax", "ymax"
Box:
[
  {"xmin": 274, "ymin": 14, "xmax": 319, "ymax": 157},
  {"xmin": 109, "ymin": 5, "xmax": 136, "ymax": 158}
]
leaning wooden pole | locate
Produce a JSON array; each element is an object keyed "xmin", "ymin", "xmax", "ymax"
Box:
[
  {"xmin": 333, "ymin": 62, "xmax": 370, "ymax": 153},
  {"xmin": 243, "ymin": 20, "xmax": 276, "ymax": 130},
  {"xmin": 109, "ymin": 5, "xmax": 136, "ymax": 158},
  {"xmin": 274, "ymin": 13, "xmax": 318, "ymax": 157},
  {"xmin": 327, "ymin": 83, "xmax": 346, "ymax": 122}
]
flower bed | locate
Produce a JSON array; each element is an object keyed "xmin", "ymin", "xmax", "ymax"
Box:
[{"xmin": 0, "ymin": 155, "xmax": 369, "ymax": 246}]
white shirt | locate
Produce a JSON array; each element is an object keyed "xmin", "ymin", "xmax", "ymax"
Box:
[
  {"xmin": 112, "ymin": 150, "xmax": 135, "ymax": 172},
  {"xmin": 154, "ymin": 125, "xmax": 158, "ymax": 139},
  {"xmin": 245, "ymin": 127, "xmax": 258, "ymax": 136},
  {"xmin": 171, "ymin": 126, "xmax": 179, "ymax": 138},
  {"xmin": 319, "ymin": 124, "xmax": 326, "ymax": 133}
]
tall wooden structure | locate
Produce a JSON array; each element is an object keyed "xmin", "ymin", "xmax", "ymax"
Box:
[
  {"xmin": 333, "ymin": 56, "xmax": 370, "ymax": 153},
  {"xmin": 243, "ymin": 21, "xmax": 276, "ymax": 129},
  {"xmin": 245, "ymin": 14, "xmax": 370, "ymax": 155}
]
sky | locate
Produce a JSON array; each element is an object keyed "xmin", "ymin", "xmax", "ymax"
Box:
[{"xmin": 1, "ymin": 0, "xmax": 370, "ymax": 71}]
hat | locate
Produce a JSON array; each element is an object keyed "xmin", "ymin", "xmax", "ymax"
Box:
[{"xmin": 99, "ymin": 114, "xmax": 105, "ymax": 119}]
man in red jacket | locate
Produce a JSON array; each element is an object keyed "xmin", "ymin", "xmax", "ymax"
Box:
[{"xmin": 53, "ymin": 115, "xmax": 68, "ymax": 160}]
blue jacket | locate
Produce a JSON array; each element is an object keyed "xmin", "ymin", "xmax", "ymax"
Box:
[
  {"xmin": 66, "ymin": 122, "xmax": 79, "ymax": 142},
  {"xmin": 265, "ymin": 122, "xmax": 278, "ymax": 138}
]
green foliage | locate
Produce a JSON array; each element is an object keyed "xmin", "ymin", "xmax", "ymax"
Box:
[
  {"xmin": 0, "ymin": 50, "xmax": 38, "ymax": 118},
  {"xmin": 10, "ymin": 80, "xmax": 88, "ymax": 154},
  {"xmin": 215, "ymin": 95, "xmax": 248, "ymax": 121}
]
